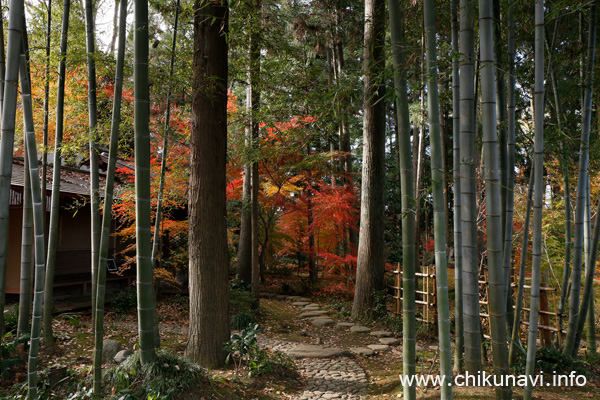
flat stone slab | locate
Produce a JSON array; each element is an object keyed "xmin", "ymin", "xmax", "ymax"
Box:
[
  {"xmin": 311, "ymin": 318, "xmax": 335, "ymax": 327},
  {"xmin": 275, "ymin": 295, "xmax": 289, "ymax": 300},
  {"xmin": 350, "ymin": 347, "xmax": 376, "ymax": 356},
  {"xmin": 350, "ymin": 325, "xmax": 370, "ymax": 333},
  {"xmin": 336, "ymin": 322, "xmax": 355, "ymax": 327},
  {"xmin": 369, "ymin": 330, "xmax": 392, "ymax": 338},
  {"xmin": 379, "ymin": 337, "xmax": 401, "ymax": 346},
  {"xmin": 287, "ymin": 344, "xmax": 351, "ymax": 358},
  {"xmin": 367, "ymin": 344, "xmax": 391, "ymax": 352},
  {"xmin": 299, "ymin": 311, "xmax": 329, "ymax": 318},
  {"xmin": 287, "ymin": 296, "xmax": 311, "ymax": 302},
  {"xmin": 293, "ymin": 301, "xmax": 310, "ymax": 306},
  {"xmin": 303, "ymin": 305, "xmax": 321, "ymax": 311}
]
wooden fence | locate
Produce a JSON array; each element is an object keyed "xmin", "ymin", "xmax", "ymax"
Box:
[{"xmin": 387, "ymin": 265, "xmax": 566, "ymax": 346}]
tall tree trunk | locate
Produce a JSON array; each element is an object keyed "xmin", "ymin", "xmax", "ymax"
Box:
[
  {"xmin": 17, "ymin": 152, "xmax": 33, "ymax": 337},
  {"xmin": 84, "ymin": 0, "xmax": 101, "ymax": 324},
  {"xmin": 480, "ymin": 1, "xmax": 511, "ymax": 397},
  {"xmin": 248, "ymin": 1, "xmax": 261, "ymax": 295},
  {"xmin": 424, "ymin": 1, "xmax": 452, "ymax": 397},
  {"xmin": 237, "ymin": 168, "xmax": 252, "ymax": 285},
  {"xmin": 134, "ymin": 0, "xmax": 156, "ymax": 365},
  {"xmin": 564, "ymin": 1, "xmax": 596, "ymax": 356},
  {"xmin": 459, "ymin": 0, "xmax": 482, "ymax": 374},
  {"xmin": 351, "ymin": 0, "xmax": 386, "ymax": 318},
  {"xmin": 0, "ymin": 0, "xmax": 20, "ymax": 341},
  {"xmin": 20, "ymin": 10, "xmax": 49, "ymax": 398},
  {"xmin": 43, "ymin": 0, "xmax": 70, "ymax": 353},
  {"xmin": 92, "ymin": 0, "xmax": 126, "ymax": 396},
  {"xmin": 450, "ymin": 0, "xmax": 463, "ymax": 373},
  {"xmin": 523, "ymin": 1, "xmax": 545, "ymax": 398},
  {"xmin": 185, "ymin": 0, "xmax": 230, "ymax": 368},
  {"xmin": 388, "ymin": 2, "xmax": 417, "ymax": 397}
]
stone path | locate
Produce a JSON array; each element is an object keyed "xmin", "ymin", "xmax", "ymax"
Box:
[{"xmin": 258, "ymin": 294, "xmax": 404, "ymax": 400}]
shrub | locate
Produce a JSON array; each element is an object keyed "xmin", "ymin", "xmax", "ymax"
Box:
[
  {"xmin": 231, "ymin": 311, "xmax": 256, "ymax": 330},
  {"xmin": 104, "ymin": 349, "xmax": 205, "ymax": 399},
  {"xmin": 224, "ymin": 324, "xmax": 296, "ymax": 377},
  {"xmin": 110, "ymin": 288, "xmax": 137, "ymax": 314}
]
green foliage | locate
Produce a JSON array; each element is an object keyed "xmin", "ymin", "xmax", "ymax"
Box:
[
  {"xmin": 1, "ymin": 332, "xmax": 28, "ymax": 379},
  {"xmin": 3, "ymin": 304, "xmax": 18, "ymax": 333},
  {"xmin": 224, "ymin": 324, "xmax": 296, "ymax": 377},
  {"xmin": 104, "ymin": 349, "xmax": 205, "ymax": 399},
  {"xmin": 512, "ymin": 346, "xmax": 590, "ymax": 376},
  {"xmin": 110, "ymin": 288, "xmax": 137, "ymax": 314},
  {"xmin": 229, "ymin": 285, "xmax": 258, "ymax": 315},
  {"xmin": 231, "ymin": 311, "xmax": 256, "ymax": 331}
]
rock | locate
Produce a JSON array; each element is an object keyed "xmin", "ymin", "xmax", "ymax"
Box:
[
  {"xmin": 369, "ymin": 330, "xmax": 392, "ymax": 338},
  {"xmin": 367, "ymin": 344, "xmax": 391, "ymax": 352},
  {"xmin": 299, "ymin": 311, "xmax": 329, "ymax": 318},
  {"xmin": 275, "ymin": 295, "xmax": 289, "ymax": 300},
  {"xmin": 293, "ymin": 301, "xmax": 310, "ymax": 306},
  {"xmin": 287, "ymin": 344, "xmax": 351, "ymax": 358},
  {"xmin": 102, "ymin": 340, "xmax": 122, "ymax": 363},
  {"xmin": 311, "ymin": 318, "xmax": 335, "ymax": 327},
  {"xmin": 259, "ymin": 292, "xmax": 276, "ymax": 298},
  {"xmin": 379, "ymin": 338, "xmax": 401, "ymax": 346},
  {"xmin": 349, "ymin": 347, "xmax": 376, "ymax": 356},
  {"xmin": 336, "ymin": 322, "xmax": 354, "ymax": 327},
  {"xmin": 303, "ymin": 305, "xmax": 321, "ymax": 311},
  {"xmin": 350, "ymin": 325, "xmax": 370, "ymax": 333},
  {"xmin": 114, "ymin": 349, "xmax": 133, "ymax": 364}
]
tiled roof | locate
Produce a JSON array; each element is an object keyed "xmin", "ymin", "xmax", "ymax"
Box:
[{"xmin": 11, "ymin": 161, "xmax": 103, "ymax": 197}]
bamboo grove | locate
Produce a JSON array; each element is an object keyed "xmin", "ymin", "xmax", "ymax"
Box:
[{"xmin": 0, "ymin": 0, "xmax": 599, "ymax": 399}]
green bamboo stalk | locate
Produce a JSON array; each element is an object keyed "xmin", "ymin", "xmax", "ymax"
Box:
[
  {"xmin": 423, "ymin": 2, "xmax": 452, "ymax": 397},
  {"xmin": 134, "ymin": 0, "xmax": 157, "ymax": 364},
  {"xmin": 549, "ymin": 21, "xmax": 573, "ymax": 337},
  {"xmin": 92, "ymin": 0, "xmax": 127, "ymax": 396},
  {"xmin": 17, "ymin": 149, "xmax": 33, "ymax": 337},
  {"xmin": 19, "ymin": 10, "xmax": 49, "ymax": 398},
  {"xmin": 509, "ymin": 167, "xmax": 534, "ymax": 365},
  {"xmin": 0, "ymin": 0, "xmax": 22, "ymax": 342},
  {"xmin": 41, "ymin": 0, "xmax": 51, "ymax": 227},
  {"xmin": 575, "ymin": 187, "xmax": 599, "ymax": 355},
  {"xmin": 563, "ymin": 1, "xmax": 596, "ymax": 357},
  {"xmin": 388, "ymin": 0, "xmax": 416, "ymax": 398},
  {"xmin": 151, "ymin": 0, "xmax": 180, "ymax": 272},
  {"xmin": 502, "ymin": 0, "xmax": 516, "ymax": 336},
  {"xmin": 450, "ymin": 0, "xmax": 464, "ymax": 373},
  {"xmin": 480, "ymin": 0, "xmax": 511, "ymax": 398},
  {"xmin": 523, "ymin": 1, "xmax": 545, "ymax": 398},
  {"xmin": 492, "ymin": 2, "xmax": 510, "ymax": 323},
  {"xmin": 582, "ymin": 176, "xmax": 596, "ymax": 353},
  {"xmin": 43, "ymin": 0, "xmax": 70, "ymax": 353},
  {"xmin": 459, "ymin": 0, "xmax": 482, "ymax": 374},
  {"xmin": 84, "ymin": 0, "xmax": 101, "ymax": 319},
  {"xmin": 150, "ymin": 0, "xmax": 181, "ymax": 350}
]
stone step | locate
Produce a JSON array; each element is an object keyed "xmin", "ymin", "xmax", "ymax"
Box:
[{"xmin": 287, "ymin": 344, "xmax": 351, "ymax": 359}]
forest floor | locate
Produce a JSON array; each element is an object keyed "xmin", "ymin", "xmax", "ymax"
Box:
[{"xmin": 2, "ymin": 272, "xmax": 600, "ymax": 399}]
